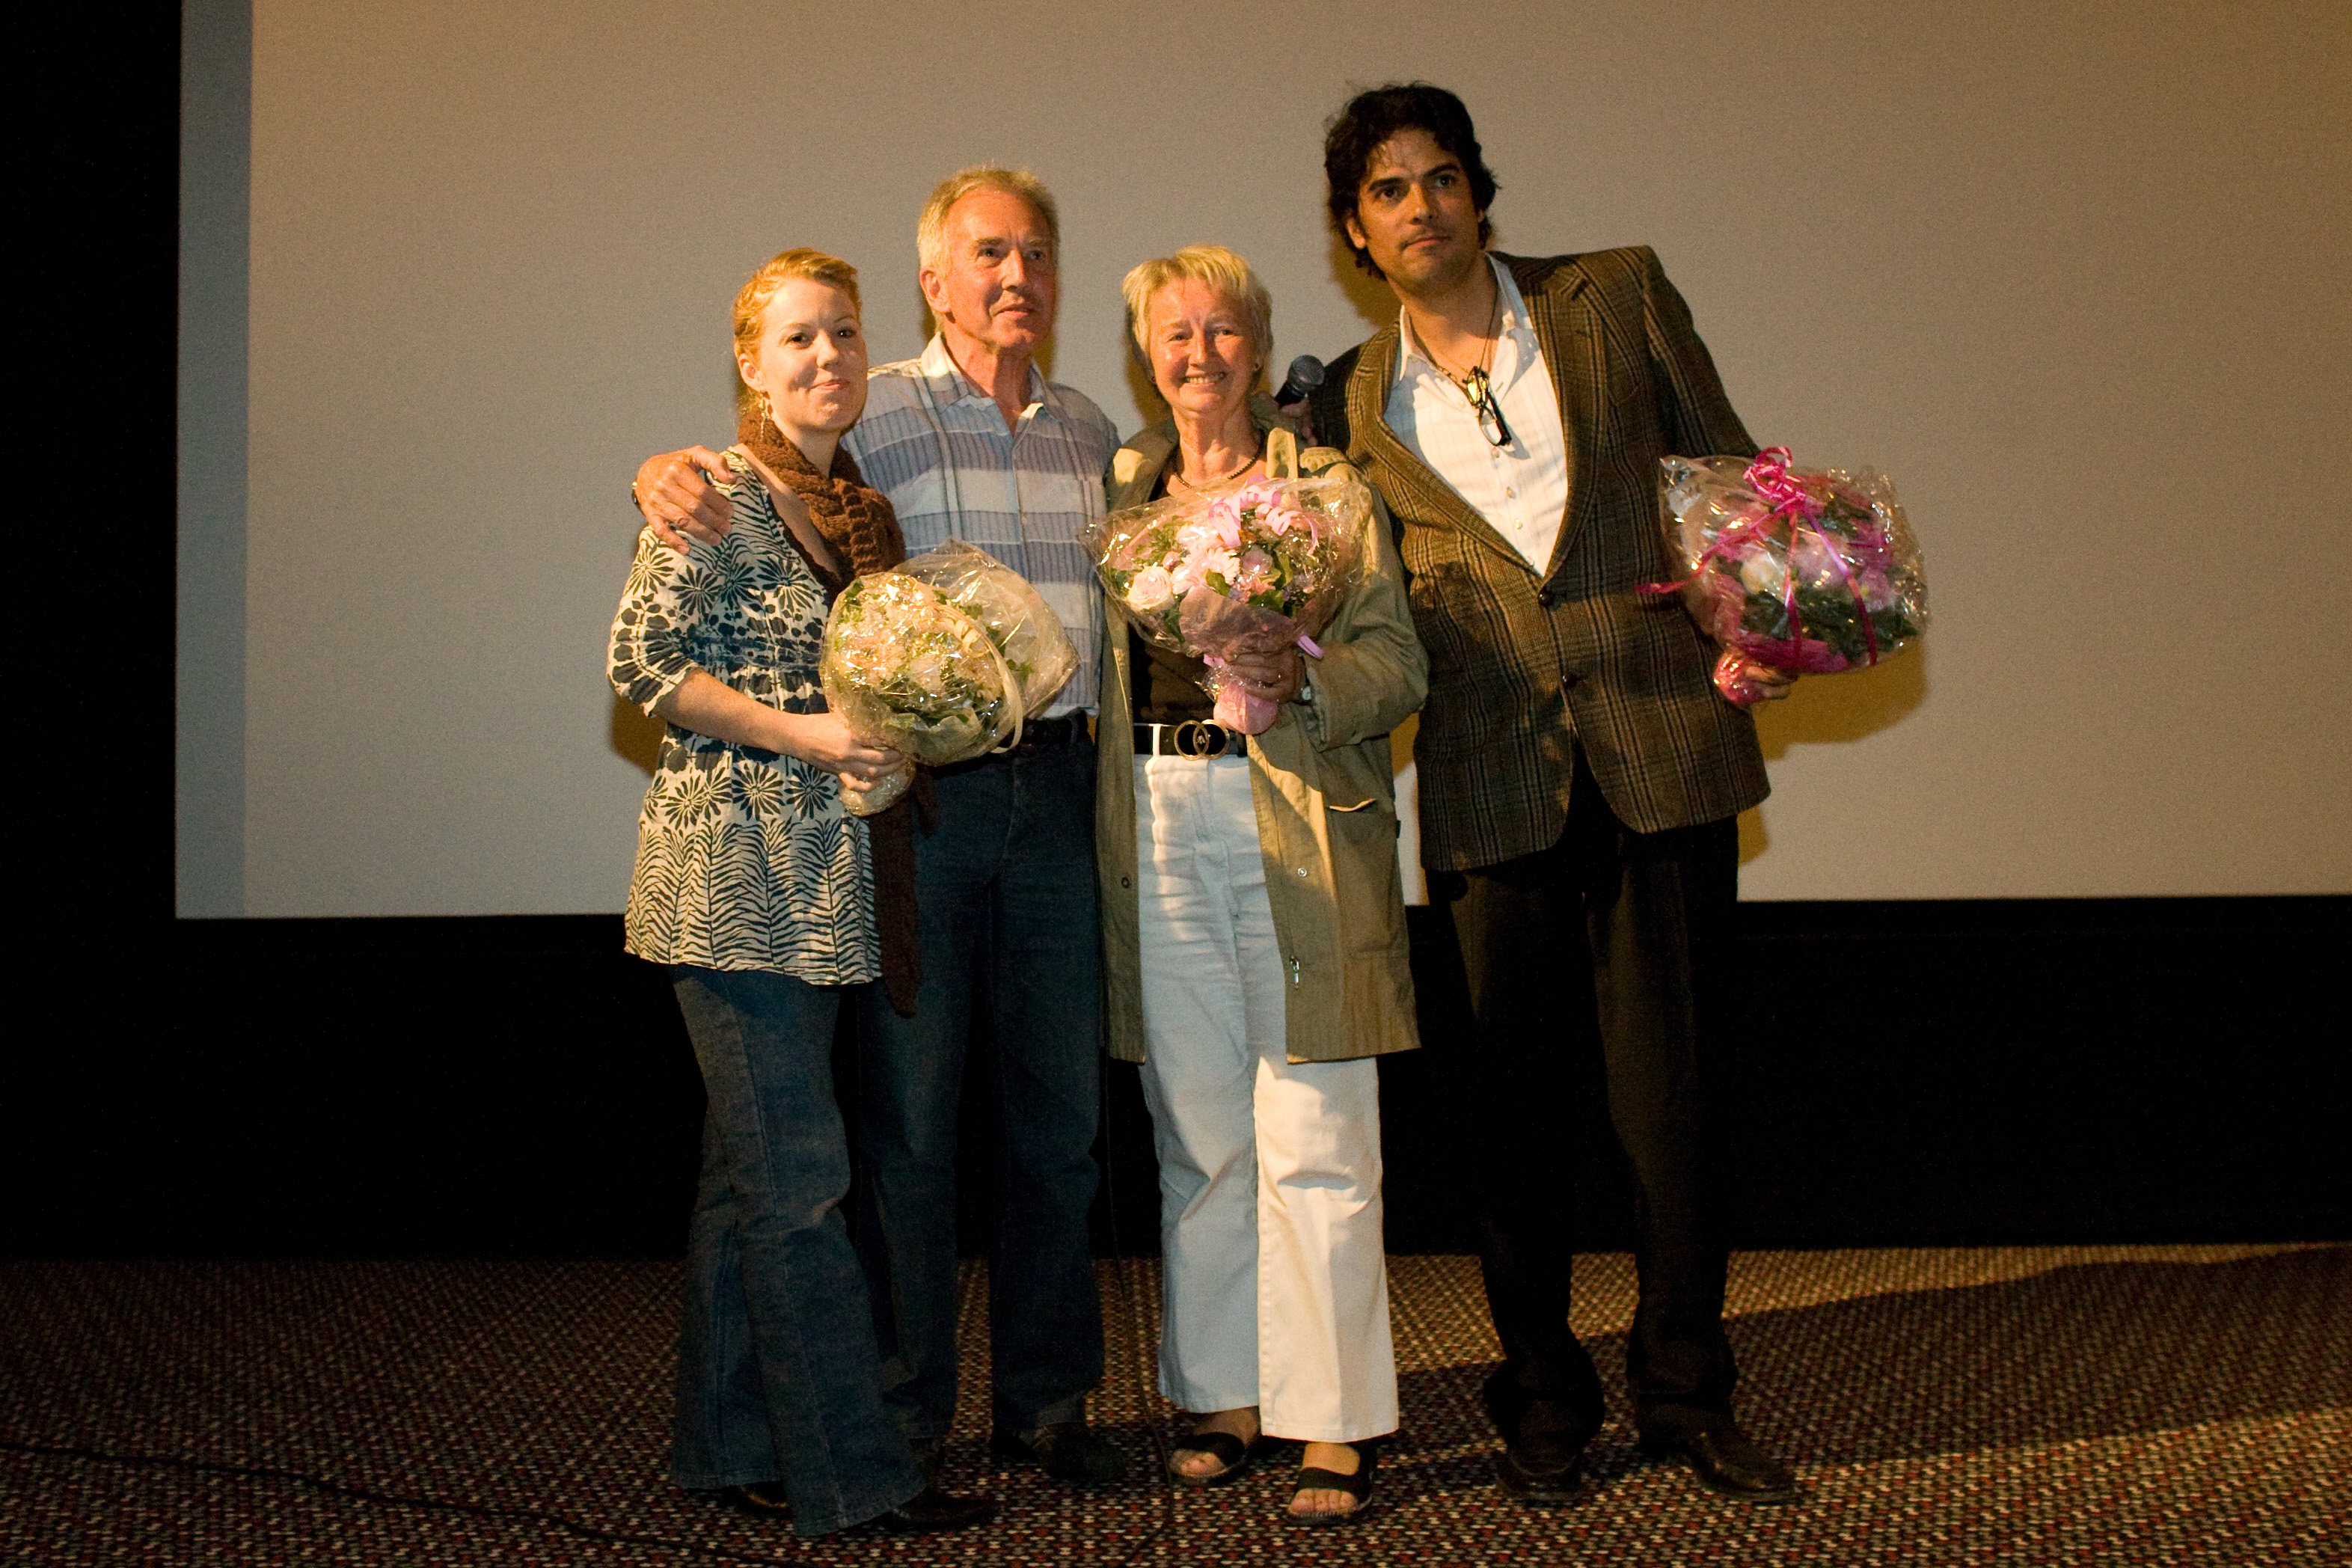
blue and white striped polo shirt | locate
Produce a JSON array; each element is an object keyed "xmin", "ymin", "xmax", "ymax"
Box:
[{"xmin": 844, "ymin": 335, "xmax": 1121, "ymax": 716}]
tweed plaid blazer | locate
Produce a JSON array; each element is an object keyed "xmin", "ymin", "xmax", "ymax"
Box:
[{"xmin": 1311, "ymin": 247, "xmax": 1770, "ymax": 869}]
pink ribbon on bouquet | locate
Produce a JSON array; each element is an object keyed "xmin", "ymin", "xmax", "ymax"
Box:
[
  {"xmin": 1748, "ymin": 448, "xmax": 1881, "ymax": 668},
  {"xmin": 1639, "ymin": 448, "xmax": 1810, "ymax": 595},
  {"xmin": 1744, "ymin": 447, "xmax": 1820, "ymax": 524},
  {"xmin": 1644, "ymin": 447, "xmax": 1878, "ymax": 671}
]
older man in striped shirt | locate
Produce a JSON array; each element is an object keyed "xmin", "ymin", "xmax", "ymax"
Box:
[{"xmin": 634, "ymin": 168, "xmax": 1125, "ymax": 1490}]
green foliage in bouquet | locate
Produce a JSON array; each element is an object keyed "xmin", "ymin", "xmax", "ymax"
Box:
[
  {"xmin": 1724, "ymin": 492, "xmax": 1925, "ymax": 666},
  {"xmin": 1089, "ymin": 475, "xmax": 1366, "ymax": 660},
  {"xmin": 1734, "ymin": 589, "xmax": 1922, "ymax": 667},
  {"xmin": 816, "ymin": 539, "xmax": 1079, "ymax": 808},
  {"xmin": 1099, "ymin": 510, "xmax": 1324, "ymax": 634},
  {"xmin": 821, "ymin": 574, "xmax": 1016, "ymax": 764}
]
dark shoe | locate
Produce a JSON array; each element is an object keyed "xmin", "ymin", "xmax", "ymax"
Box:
[
  {"xmin": 1282, "ymin": 1441, "xmax": 1378, "ymax": 1527},
  {"xmin": 1167, "ymin": 1427, "xmax": 1261, "ymax": 1488},
  {"xmin": 1641, "ymin": 1424, "xmax": 1803, "ymax": 1504},
  {"xmin": 905, "ymin": 1434, "xmax": 944, "ymax": 1484},
  {"xmin": 869, "ymin": 1483, "xmax": 996, "ymax": 1534},
  {"xmin": 1495, "ymin": 1442, "xmax": 1586, "ymax": 1506},
  {"xmin": 714, "ymin": 1481, "xmax": 792, "ymax": 1520},
  {"xmin": 1483, "ymin": 1372, "xmax": 1594, "ymax": 1507},
  {"xmin": 989, "ymin": 1421, "xmax": 1127, "ymax": 1484}
]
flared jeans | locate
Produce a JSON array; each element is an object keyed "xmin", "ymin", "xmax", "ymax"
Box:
[{"xmin": 667, "ymin": 965, "xmax": 925, "ymax": 1536}]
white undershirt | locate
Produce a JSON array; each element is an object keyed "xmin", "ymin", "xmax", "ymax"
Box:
[{"xmin": 1384, "ymin": 257, "xmax": 1572, "ymax": 574}]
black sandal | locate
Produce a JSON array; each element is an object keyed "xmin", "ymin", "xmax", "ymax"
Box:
[
  {"xmin": 1167, "ymin": 1428, "xmax": 1260, "ymax": 1488},
  {"xmin": 1283, "ymin": 1441, "xmax": 1378, "ymax": 1526}
]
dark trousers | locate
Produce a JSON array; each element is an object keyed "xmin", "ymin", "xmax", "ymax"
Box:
[
  {"xmin": 1445, "ymin": 749, "xmax": 1740, "ymax": 1441},
  {"xmin": 852, "ymin": 737, "xmax": 1106, "ymax": 1439}
]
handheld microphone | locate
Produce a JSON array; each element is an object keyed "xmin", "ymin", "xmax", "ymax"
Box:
[{"xmin": 1274, "ymin": 355, "xmax": 1326, "ymax": 406}]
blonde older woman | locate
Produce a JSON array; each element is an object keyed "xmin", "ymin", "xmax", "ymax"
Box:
[
  {"xmin": 1096, "ymin": 245, "xmax": 1426, "ymax": 1525},
  {"xmin": 609, "ymin": 248, "xmax": 989, "ymax": 1537}
]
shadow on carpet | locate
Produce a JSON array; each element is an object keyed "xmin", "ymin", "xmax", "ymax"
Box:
[{"xmin": 4, "ymin": 1246, "xmax": 2345, "ymax": 1564}]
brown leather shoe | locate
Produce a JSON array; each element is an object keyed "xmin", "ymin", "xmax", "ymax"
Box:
[
  {"xmin": 1640, "ymin": 1424, "xmax": 1803, "ymax": 1504},
  {"xmin": 869, "ymin": 1483, "xmax": 996, "ymax": 1534},
  {"xmin": 1483, "ymin": 1371, "xmax": 1595, "ymax": 1507}
]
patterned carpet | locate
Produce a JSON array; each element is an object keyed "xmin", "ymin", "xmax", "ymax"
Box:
[{"xmin": 4, "ymin": 1246, "xmax": 2346, "ymax": 1564}]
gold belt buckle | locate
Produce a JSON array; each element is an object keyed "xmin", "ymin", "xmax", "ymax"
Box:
[{"xmin": 1173, "ymin": 720, "xmax": 1222, "ymax": 759}]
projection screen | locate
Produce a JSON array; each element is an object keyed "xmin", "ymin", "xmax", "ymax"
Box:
[{"xmin": 177, "ymin": 0, "xmax": 2352, "ymax": 917}]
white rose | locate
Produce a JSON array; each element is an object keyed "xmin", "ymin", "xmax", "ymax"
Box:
[
  {"xmin": 1127, "ymin": 566, "xmax": 1175, "ymax": 612},
  {"xmin": 1739, "ymin": 553, "xmax": 1786, "ymax": 596}
]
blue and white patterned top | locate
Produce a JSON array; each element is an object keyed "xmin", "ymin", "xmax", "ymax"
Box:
[
  {"xmin": 844, "ymin": 335, "xmax": 1120, "ymax": 714},
  {"xmin": 609, "ymin": 451, "xmax": 878, "ymax": 981}
]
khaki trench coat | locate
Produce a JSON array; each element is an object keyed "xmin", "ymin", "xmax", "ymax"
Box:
[{"xmin": 1095, "ymin": 405, "xmax": 1427, "ymax": 1065}]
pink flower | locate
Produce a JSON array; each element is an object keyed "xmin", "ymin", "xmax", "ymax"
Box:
[
  {"xmin": 1844, "ymin": 520, "xmax": 1894, "ymax": 574},
  {"xmin": 1738, "ymin": 551, "xmax": 1786, "ymax": 597},
  {"xmin": 1789, "ymin": 527, "xmax": 1839, "ymax": 589},
  {"xmin": 1169, "ymin": 539, "xmax": 1211, "ymax": 595},
  {"xmin": 1204, "ymin": 495, "xmax": 1245, "ymax": 550}
]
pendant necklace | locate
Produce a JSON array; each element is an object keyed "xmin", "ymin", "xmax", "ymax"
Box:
[{"xmin": 1169, "ymin": 431, "xmax": 1265, "ymax": 494}]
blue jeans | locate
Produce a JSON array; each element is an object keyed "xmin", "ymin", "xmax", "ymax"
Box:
[
  {"xmin": 667, "ymin": 965, "xmax": 925, "ymax": 1537},
  {"xmin": 854, "ymin": 737, "xmax": 1106, "ymax": 1437}
]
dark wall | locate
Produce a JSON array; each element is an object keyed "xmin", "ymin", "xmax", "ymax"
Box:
[{"xmin": 7, "ymin": 898, "xmax": 2342, "ymax": 1260}]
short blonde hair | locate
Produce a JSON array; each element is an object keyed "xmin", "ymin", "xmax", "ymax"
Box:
[
  {"xmin": 1120, "ymin": 245, "xmax": 1273, "ymax": 393},
  {"xmin": 916, "ymin": 167, "xmax": 1062, "ymax": 278},
  {"xmin": 732, "ymin": 248, "xmax": 860, "ymax": 415}
]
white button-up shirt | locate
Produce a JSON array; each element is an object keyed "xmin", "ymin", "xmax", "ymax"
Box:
[{"xmin": 1383, "ymin": 257, "xmax": 1572, "ymax": 575}]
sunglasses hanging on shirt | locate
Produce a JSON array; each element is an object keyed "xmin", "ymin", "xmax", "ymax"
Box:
[
  {"xmin": 1414, "ymin": 279, "xmax": 1517, "ymax": 453},
  {"xmin": 1457, "ymin": 364, "xmax": 1515, "ymax": 451}
]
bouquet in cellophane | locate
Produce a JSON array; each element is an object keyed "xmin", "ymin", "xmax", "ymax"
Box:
[
  {"xmin": 818, "ymin": 539, "xmax": 1075, "ymax": 814},
  {"xmin": 1085, "ymin": 471, "xmax": 1373, "ymax": 733},
  {"xmin": 1656, "ymin": 447, "xmax": 1929, "ymax": 705}
]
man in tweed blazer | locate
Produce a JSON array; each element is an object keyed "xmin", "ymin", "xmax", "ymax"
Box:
[{"xmin": 1307, "ymin": 85, "xmax": 1799, "ymax": 1507}]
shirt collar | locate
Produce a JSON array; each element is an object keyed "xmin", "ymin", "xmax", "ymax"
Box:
[
  {"xmin": 916, "ymin": 332, "xmax": 1062, "ymax": 421},
  {"xmin": 1393, "ymin": 255, "xmax": 1534, "ymax": 386}
]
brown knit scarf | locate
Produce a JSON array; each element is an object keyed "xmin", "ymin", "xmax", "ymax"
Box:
[{"xmin": 740, "ymin": 410, "xmax": 925, "ymax": 1017}]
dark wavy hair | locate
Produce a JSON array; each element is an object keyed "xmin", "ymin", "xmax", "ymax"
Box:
[{"xmin": 1323, "ymin": 83, "xmax": 1499, "ymax": 278}]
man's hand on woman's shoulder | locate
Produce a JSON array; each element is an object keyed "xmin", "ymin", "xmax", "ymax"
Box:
[{"xmin": 634, "ymin": 447, "xmax": 736, "ymax": 550}]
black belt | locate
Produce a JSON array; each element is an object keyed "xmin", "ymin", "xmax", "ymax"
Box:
[
  {"xmin": 1133, "ymin": 720, "xmax": 1240, "ymax": 759},
  {"xmin": 1012, "ymin": 714, "xmax": 1090, "ymax": 747}
]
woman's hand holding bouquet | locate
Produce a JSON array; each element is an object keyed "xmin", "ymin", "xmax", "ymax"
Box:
[
  {"xmin": 818, "ymin": 539, "xmax": 1077, "ymax": 815},
  {"xmin": 1085, "ymin": 472, "xmax": 1372, "ymax": 734},
  {"xmin": 1655, "ymin": 447, "xmax": 1930, "ymax": 706}
]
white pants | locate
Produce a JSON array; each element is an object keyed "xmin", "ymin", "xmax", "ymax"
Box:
[{"xmin": 1132, "ymin": 754, "xmax": 1398, "ymax": 1442}]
